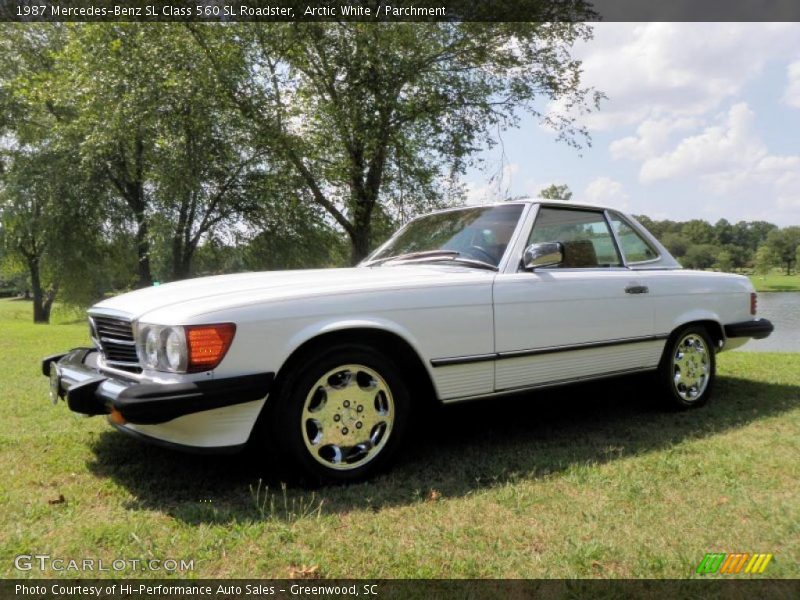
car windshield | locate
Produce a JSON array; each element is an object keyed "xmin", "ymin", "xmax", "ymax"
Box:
[{"xmin": 364, "ymin": 204, "xmax": 525, "ymax": 269}]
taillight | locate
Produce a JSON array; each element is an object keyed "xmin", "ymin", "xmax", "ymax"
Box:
[
  {"xmin": 186, "ymin": 323, "xmax": 236, "ymax": 372},
  {"xmin": 750, "ymin": 293, "xmax": 757, "ymax": 316}
]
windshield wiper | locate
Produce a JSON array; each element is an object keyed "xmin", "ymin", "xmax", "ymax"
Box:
[
  {"xmin": 423, "ymin": 256, "xmax": 499, "ymax": 271},
  {"xmin": 362, "ymin": 250, "xmax": 460, "ymax": 267},
  {"xmin": 363, "ymin": 250, "xmax": 498, "ymax": 271}
]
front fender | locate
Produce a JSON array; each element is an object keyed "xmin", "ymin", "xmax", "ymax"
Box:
[{"xmin": 283, "ymin": 316, "xmax": 433, "ymax": 375}]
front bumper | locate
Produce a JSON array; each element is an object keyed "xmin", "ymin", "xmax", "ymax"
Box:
[
  {"xmin": 42, "ymin": 348, "xmax": 273, "ymax": 425},
  {"xmin": 724, "ymin": 318, "xmax": 774, "ymax": 340}
]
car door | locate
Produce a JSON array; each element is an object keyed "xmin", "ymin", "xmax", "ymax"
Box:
[{"xmin": 492, "ymin": 205, "xmax": 660, "ymax": 393}]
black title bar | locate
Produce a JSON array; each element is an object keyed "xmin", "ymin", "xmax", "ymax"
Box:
[
  {"xmin": 3, "ymin": 0, "xmax": 800, "ymax": 22},
  {"xmin": 3, "ymin": 579, "xmax": 800, "ymax": 600}
]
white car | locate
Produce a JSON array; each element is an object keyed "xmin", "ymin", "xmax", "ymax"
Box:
[{"xmin": 44, "ymin": 200, "xmax": 773, "ymax": 483}]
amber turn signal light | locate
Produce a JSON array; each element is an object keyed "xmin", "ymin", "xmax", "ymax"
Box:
[
  {"xmin": 109, "ymin": 408, "xmax": 126, "ymax": 425},
  {"xmin": 186, "ymin": 323, "xmax": 236, "ymax": 372}
]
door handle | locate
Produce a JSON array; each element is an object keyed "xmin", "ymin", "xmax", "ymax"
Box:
[{"xmin": 625, "ymin": 285, "xmax": 649, "ymax": 294}]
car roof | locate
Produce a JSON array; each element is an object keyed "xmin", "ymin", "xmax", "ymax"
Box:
[
  {"xmin": 511, "ymin": 198, "xmax": 613, "ymax": 211},
  {"xmin": 432, "ymin": 198, "xmax": 620, "ymax": 214}
]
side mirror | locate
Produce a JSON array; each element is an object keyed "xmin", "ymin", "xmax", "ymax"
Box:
[{"xmin": 523, "ymin": 242, "xmax": 564, "ymax": 270}]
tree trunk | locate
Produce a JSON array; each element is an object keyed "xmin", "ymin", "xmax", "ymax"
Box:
[
  {"xmin": 170, "ymin": 197, "xmax": 193, "ymax": 280},
  {"xmin": 347, "ymin": 125, "xmax": 388, "ymax": 265},
  {"xmin": 350, "ymin": 230, "xmax": 371, "ymax": 265},
  {"xmin": 349, "ymin": 201, "xmax": 374, "ymax": 265},
  {"xmin": 28, "ymin": 257, "xmax": 49, "ymax": 324},
  {"xmin": 171, "ymin": 235, "xmax": 184, "ymax": 281},
  {"xmin": 134, "ymin": 212, "xmax": 153, "ymax": 288},
  {"xmin": 171, "ymin": 241, "xmax": 194, "ymax": 280},
  {"xmin": 41, "ymin": 284, "xmax": 59, "ymax": 324}
]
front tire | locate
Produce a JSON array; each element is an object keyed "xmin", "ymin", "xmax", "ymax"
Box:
[
  {"xmin": 268, "ymin": 344, "xmax": 410, "ymax": 484},
  {"xmin": 658, "ymin": 325, "xmax": 716, "ymax": 409}
]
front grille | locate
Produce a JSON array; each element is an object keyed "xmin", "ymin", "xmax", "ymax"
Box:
[{"xmin": 90, "ymin": 315, "xmax": 141, "ymax": 372}]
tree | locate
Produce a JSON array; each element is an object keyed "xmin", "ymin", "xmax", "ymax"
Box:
[
  {"xmin": 715, "ymin": 249, "xmax": 733, "ymax": 273},
  {"xmin": 11, "ymin": 25, "xmax": 160, "ymax": 288},
  {"xmin": 740, "ymin": 221, "xmax": 778, "ymax": 251},
  {"xmin": 682, "ymin": 244, "xmax": 717, "ymax": 270},
  {"xmin": 538, "ymin": 184, "xmax": 573, "ymax": 201},
  {"xmin": 133, "ymin": 28, "xmax": 269, "ymax": 280},
  {"xmin": 753, "ymin": 245, "xmax": 776, "ymax": 278},
  {"xmin": 765, "ymin": 227, "xmax": 800, "ymax": 275},
  {"xmin": 714, "ymin": 218, "xmax": 734, "ymax": 246},
  {"xmin": 660, "ymin": 232, "xmax": 690, "ymax": 258},
  {"xmin": 243, "ymin": 197, "xmax": 349, "ymax": 272},
  {"xmin": 190, "ymin": 20, "xmax": 602, "ymax": 263},
  {"xmin": 33, "ymin": 25, "xmax": 272, "ymax": 284},
  {"xmin": 0, "ymin": 25, "xmax": 109, "ymax": 321},
  {"xmin": 796, "ymin": 244, "xmax": 800, "ymax": 276},
  {"xmin": 720, "ymin": 243, "xmax": 750, "ymax": 270},
  {"xmin": 682, "ymin": 220, "xmax": 715, "ymax": 245},
  {"xmin": 0, "ymin": 148, "xmax": 102, "ymax": 322},
  {"xmin": 633, "ymin": 215, "xmax": 682, "ymax": 240}
]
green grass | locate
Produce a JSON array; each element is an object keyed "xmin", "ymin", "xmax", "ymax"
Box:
[
  {"xmin": 1, "ymin": 298, "xmax": 798, "ymax": 579},
  {"xmin": 748, "ymin": 272, "xmax": 800, "ymax": 292}
]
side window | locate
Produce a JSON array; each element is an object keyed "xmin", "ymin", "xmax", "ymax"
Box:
[
  {"xmin": 527, "ymin": 207, "xmax": 621, "ymax": 268},
  {"xmin": 609, "ymin": 213, "xmax": 659, "ymax": 263}
]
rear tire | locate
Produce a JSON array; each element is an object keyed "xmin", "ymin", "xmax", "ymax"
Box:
[
  {"xmin": 658, "ymin": 325, "xmax": 716, "ymax": 410},
  {"xmin": 265, "ymin": 343, "xmax": 410, "ymax": 485}
]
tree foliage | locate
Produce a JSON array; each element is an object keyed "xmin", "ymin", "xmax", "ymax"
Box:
[
  {"xmin": 190, "ymin": 22, "xmax": 602, "ymax": 262},
  {"xmin": 765, "ymin": 226, "xmax": 800, "ymax": 275},
  {"xmin": 40, "ymin": 25, "xmax": 279, "ymax": 285},
  {"xmin": 635, "ymin": 214, "xmax": 783, "ymax": 271},
  {"xmin": 3, "ymin": 21, "xmax": 798, "ymax": 329},
  {"xmin": 682, "ymin": 244, "xmax": 718, "ymax": 270},
  {"xmin": 538, "ymin": 184, "xmax": 573, "ymax": 201},
  {"xmin": 0, "ymin": 25, "xmax": 110, "ymax": 320},
  {"xmin": 795, "ymin": 244, "xmax": 800, "ymax": 276},
  {"xmin": 0, "ymin": 148, "xmax": 105, "ymax": 321},
  {"xmin": 714, "ymin": 250, "xmax": 733, "ymax": 273},
  {"xmin": 753, "ymin": 245, "xmax": 777, "ymax": 277}
]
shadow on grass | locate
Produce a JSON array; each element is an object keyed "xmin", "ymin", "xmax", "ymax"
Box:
[{"xmin": 86, "ymin": 373, "xmax": 799, "ymax": 524}]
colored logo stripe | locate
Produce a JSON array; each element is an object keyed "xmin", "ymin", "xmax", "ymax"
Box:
[
  {"xmin": 720, "ymin": 553, "xmax": 749, "ymax": 573},
  {"xmin": 696, "ymin": 553, "xmax": 725, "ymax": 574},
  {"xmin": 745, "ymin": 553, "xmax": 773, "ymax": 574},
  {"xmin": 696, "ymin": 553, "xmax": 773, "ymax": 574}
]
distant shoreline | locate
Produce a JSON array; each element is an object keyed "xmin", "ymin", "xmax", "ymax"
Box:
[{"xmin": 747, "ymin": 274, "xmax": 800, "ymax": 293}]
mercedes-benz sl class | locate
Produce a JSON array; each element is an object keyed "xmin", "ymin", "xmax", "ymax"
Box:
[{"xmin": 43, "ymin": 200, "xmax": 774, "ymax": 483}]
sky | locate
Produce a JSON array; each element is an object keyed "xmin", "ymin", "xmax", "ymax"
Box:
[{"xmin": 462, "ymin": 23, "xmax": 800, "ymax": 227}]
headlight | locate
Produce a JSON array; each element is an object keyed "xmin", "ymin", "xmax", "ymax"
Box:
[
  {"xmin": 137, "ymin": 325, "xmax": 186, "ymax": 372},
  {"xmin": 135, "ymin": 323, "xmax": 234, "ymax": 373},
  {"xmin": 143, "ymin": 327, "xmax": 160, "ymax": 369},
  {"xmin": 164, "ymin": 327, "xmax": 187, "ymax": 372}
]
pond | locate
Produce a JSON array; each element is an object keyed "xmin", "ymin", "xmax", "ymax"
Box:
[{"xmin": 734, "ymin": 292, "xmax": 800, "ymax": 353}]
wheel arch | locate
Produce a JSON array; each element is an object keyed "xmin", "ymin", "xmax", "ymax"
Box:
[
  {"xmin": 658, "ymin": 318, "xmax": 724, "ymax": 374},
  {"xmin": 667, "ymin": 313, "xmax": 725, "ymax": 350},
  {"xmin": 273, "ymin": 322, "xmax": 440, "ymax": 409}
]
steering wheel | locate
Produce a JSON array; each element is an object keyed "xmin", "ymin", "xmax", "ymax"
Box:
[{"xmin": 466, "ymin": 246, "xmax": 496, "ymax": 264}]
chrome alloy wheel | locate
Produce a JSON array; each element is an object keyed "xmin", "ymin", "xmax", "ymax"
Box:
[
  {"xmin": 301, "ymin": 364, "xmax": 395, "ymax": 470},
  {"xmin": 672, "ymin": 333, "xmax": 710, "ymax": 401}
]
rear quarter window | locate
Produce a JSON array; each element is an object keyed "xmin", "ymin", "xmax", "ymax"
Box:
[{"xmin": 610, "ymin": 214, "xmax": 659, "ymax": 263}]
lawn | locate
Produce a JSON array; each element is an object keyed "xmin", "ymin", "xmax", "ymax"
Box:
[
  {"xmin": 748, "ymin": 272, "xmax": 800, "ymax": 292},
  {"xmin": 1, "ymin": 298, "xmax": 798, "ymax": 579}
]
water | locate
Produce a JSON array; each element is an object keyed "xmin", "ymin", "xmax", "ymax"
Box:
[{"xmin": 734, "ymin": 292, "xmax": 800, "ymax": 352}]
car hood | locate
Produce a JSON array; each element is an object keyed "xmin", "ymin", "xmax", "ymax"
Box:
[{"xmin": 92, "ymin": 265, "xmax": 494, "ymax": 322}]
